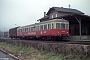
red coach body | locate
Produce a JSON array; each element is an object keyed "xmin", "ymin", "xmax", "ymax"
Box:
[
  {"xmin": 17, "ymin": 19, "xmax": 69, "ymax": 40},
  {"xmin": 17, "ymin": 29, "xmax": 69, "ymax": 36}
]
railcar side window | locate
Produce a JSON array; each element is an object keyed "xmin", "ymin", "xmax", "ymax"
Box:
[
  {"xmin": 56, "ymin": 23, "xmax": 60, "ymax": 28},
  {"xmin": 21, "ymin": 29, "xmax": 22, "ymax": 32},
  {"xmin": 31, "ymin": 27, "xmax": 35, "ymax": 31},
  {"xmin": 36, "ymin": 26, "xmax": 39, "ymax": 31},
  {"xmin": 26, "ymin": 28, "xmax": 28, "ymax": 32},
  {"xmin": 33, "ymin": 26, "xmax": 36, "ymax": 31},
  {"xmin": 48, "ymin": 24, "xmax": 51, "ymax": 29},
  {"xmin": 31, "ymin": 27, "xmax": 33, "ymax": 31},
  {"xmin": 52, "ymin": 23, "xmax": 54, "ymax": 29},
  {"xmin": 23, "ymin": 28, "xmax": 24, "ymax": 32},
  {"xmin": 66, "ymin": 24, "xmax": 69, "ymax": 29},
  {"xmin": 35, "ymin": 26, "xmax": 37, "ymax": 31},
  {"xmin": 29, "ymin": 28, "xmax": 30, "ymax": 31},
  {"xmin": 25, "ymin": 28, "xmax": 27, "ymax": 32},
  {"xmin": 40, "ymin": 25, "xmax": 43, "ymax": 30},
  {"xmin": 44, "ymin": 25, "xmax": 47, "ymax": 30},
  {"xmin": 37, "ymin": 26, "xmax": 39, "ymax": 30},
  {"xmin": 19, "ymin": 29, "xmax": 21, "ymax": 32},
  {"xmin": 61, "ymin": 23, "xmax": 65, "ymax": 29}
]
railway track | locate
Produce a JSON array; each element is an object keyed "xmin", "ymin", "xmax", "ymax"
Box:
[{"xmin": 0, "ymin": 38, "xmax": 90, "ymax": 45}]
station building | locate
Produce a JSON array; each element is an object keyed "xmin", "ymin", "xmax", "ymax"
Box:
[{"xmin": 38, "ymin": 7, "xmax": 90, "ymax": 40}]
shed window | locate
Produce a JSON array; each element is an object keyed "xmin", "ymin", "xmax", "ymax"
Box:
[
  {"xmin": 56, "ymin": 23, "xmax": 60, "ymax": 28},
  {"xmin": 44, "ymin": 25, "xmax": 47, "ymax": 30},
  {"xmin": 52, "ymin": 15, "xmax": 53, "ymax": 18},
  {"xmin": 61, "ymin": 23, "xmax": 65, "ymax": 29},
  {"xmin": 56, "ymin": 14, "xmax": 58, "ymax": 17}
]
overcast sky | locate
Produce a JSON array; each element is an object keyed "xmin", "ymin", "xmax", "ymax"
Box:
[{"xmin": 0, "ymin": 0, "xmax": 90, "ymax": 31}]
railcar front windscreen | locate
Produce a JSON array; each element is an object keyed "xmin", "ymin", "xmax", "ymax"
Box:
[
  {"xmin": 56, "ymin": 23, "xmax": 60, "ymax": 28},
  {"xmin": 61, "ymin": 23, "xmax": 65, "ymax": 29}
]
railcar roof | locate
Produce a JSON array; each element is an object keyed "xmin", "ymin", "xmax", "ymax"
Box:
[
  {"xmin": 18, "ymin": 19, "xmax": 68, "ymax": 28},
  {"xmin": 40, "ymin": 19, "xmax": 68, "ymax": 23}
]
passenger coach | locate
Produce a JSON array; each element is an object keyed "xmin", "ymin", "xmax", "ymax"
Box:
[{"xmin": 17, "ymin": 19, "xmax": 69, "ymax": 40}]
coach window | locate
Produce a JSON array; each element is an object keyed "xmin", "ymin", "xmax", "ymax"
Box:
[
  {"xmin": 24, "ymin": 28, "xmax": 25, "ymax": 32},
  {"xmin": 56, "ymin": 23, "xmax": 60, "ymax": 28},
  {"xmin": 44, "ymin": 25, "xmax": 47, "ymax": 30},
  {"xmin": 31, "ymin": 27, "xmax": 33, "ymax": 31},
  {"xmin": 26, "ymin": 28, "xmax": 28, "ymax": 32},
  {"xmin": 19, "ymin": 29, "xmax": 20, "ymax": 32},
  {"xmin": 35, "ymin": 26, "xmax": 37, "ymax": 31},
  {"xmin": 48, "ymin": 24, "xmax": 51, "ymax": 29},
  {"xmin": 36, "ymin": 26, "xmax": 39, "ymax": 31},
  {"xmin": 18, "ymin": 29, "xmax": 19, "ymax": 32},
  {"xmin": 25, "ymin": 28, "xmax": 26, "ymax": 32},
  {"xmin": 33, "ymin": 26, "xmax": 36, "ymax": 31},
  {"xmin": 26, "ymin": 28, "xmax": 27, "ymax": 32},
  {"xmin": 37, "ymin": 26, "xmax": 39, "ymax": 30},
  {"xmin": 52, "ymin": 23, "xmax": 54, "ymax": 29},
  {"xmin": 23, "ymin": 28, "xmax": 24, "ymax": 32},
  {"xmin": 21, "ymin": 29, "xmax": 22, "ymax": 32},
  {"xmin": 40, "ymin": 25, "xmax": 43, "ymax": 30},
  {"xmin": 28, "ymin": 28, "xmax": 29, "ymax": 32},
  {"xmin": 29, "ymin": 28, "xmax": 30, "ymax": 31},
  {"xmin": 61, "ymin": 23, "xmax": 65, "ymax": 29}
]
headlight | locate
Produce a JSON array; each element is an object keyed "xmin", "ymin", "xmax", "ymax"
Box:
[
  {"xmin": 58, "ymin": 31, "xmax": 59, "ymax": 33},
  {"xmin": 67, "ymin": 32, "xmax": 68, "ymax": 33}
]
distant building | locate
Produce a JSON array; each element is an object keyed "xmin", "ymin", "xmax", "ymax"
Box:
[
  {"xmin": 4, "ymin": 32, "xmax": 9, "ymax": 38},
  {"xmin": 0, "ymin": 31, "xmax": 4, "ymax": 38},
  {"xmin": 0, "ymin": 31, "xmax": 9, "ymax": 38}
]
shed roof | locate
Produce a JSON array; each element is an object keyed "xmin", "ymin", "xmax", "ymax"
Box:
[{"xmin": 47, "ymin": 7, "xmax": 84, "ymax": 15}]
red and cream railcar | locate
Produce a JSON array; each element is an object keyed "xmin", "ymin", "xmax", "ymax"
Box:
[{"xmin": 17, "ymin": 19, "xmax": 69, "ymax": 40}]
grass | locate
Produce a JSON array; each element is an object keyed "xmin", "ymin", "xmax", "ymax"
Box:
[
  {"xmin": 0, "ymin": 42, "xmax": 90, "ymax": 60},
  {"xmin": 0, "ymin": 42, "xmax": 63, "ymax": 60}
]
